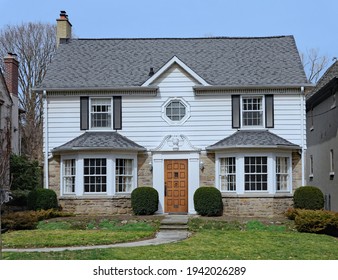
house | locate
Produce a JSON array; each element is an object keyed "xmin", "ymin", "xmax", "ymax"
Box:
[
  {"xmin": 0, "ymin": 53, "xmax": 20, "ymax": 191},
  {"xmin": 306, "ymin": 61, "xmax": 338, "ymax": 211},
  {"xmin": 36, "ymin": 11, "xmax": 311, "ymax": 217}
]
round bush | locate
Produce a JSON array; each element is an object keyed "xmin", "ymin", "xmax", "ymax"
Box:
[
  {"xmin": 194, "ymin": 187, "xmax": 223, "ymax": 216},
  {"xmin": 293, "ymin": 186, "xmax": 324, "ymax": 210},
  {"xmin": 131, "ymin": 187, "xmax": 159, "ymax": 215},
  {"xmin": 27, "ymin": 189, "xmax": 58, "ymax": 210}
]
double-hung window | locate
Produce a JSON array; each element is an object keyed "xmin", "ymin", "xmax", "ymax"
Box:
[
  {"xmin": 220, "ymin": 157, "xmax": 236, "ymax": 191},
  {"xmin": 90, "ymin": 98, "xmax": 112, "ymax": 129},
  {"xmin": 115, "ymin": 159, "xmax": 133, "ymax": 193},
  {"xmin": 242, "ymin": 96, "xmax": 263, "ymax": 127},
  {"xmin": 276, "ymin": 157, "xmax": 289, "ymax": 191},
  {"xmin": 84, "ymin": 158, "xmax": 107, "ymax": 193},
  {"xmin": 63, "ymin": 159, "xmax": 76, "ymax": 193},
  {"xmin": 244, "ymin": 156, "xmax": 268, "ymax": 191}
]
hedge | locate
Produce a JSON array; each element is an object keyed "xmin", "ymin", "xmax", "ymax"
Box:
[{"xmin": 293, "ymin": 186, "xmax": 324, "ymax": 210}]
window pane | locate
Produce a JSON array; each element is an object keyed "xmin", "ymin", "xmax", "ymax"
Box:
[
  {"xmin": 276, "ymin": 157, "xmax": 289, "ymax": 191},
  {"xmin": 244, "ymin": 156, "xmax": 268, "ymax": 191},
  {"xmin": 220, "ymin": 157, "xmax": 236, "ymax": 191},
  {"xmin": 90, "ymin": 98, "xmax": 112, "ymax": 128},
  {"xmin": 63, "ymin": 159, "xmax": 75, "ymax": 193},
  {"xmin": 242, "ymin": 97, "xmax": 263, "ymax": 127},
  {"xmin": 166, "ymin": 100, "xmax": 186, "ymax": 121},
  {"xmin": 116, "ymin": 159, "xmax": 133, "ymax": 193},
  {"xmin": 84, "ymin": 158, "xmax": 107, "ymax": 193}
]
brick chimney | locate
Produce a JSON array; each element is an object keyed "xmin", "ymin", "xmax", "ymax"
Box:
[
  {"xmin": 4, "ymin": 52, "xmax": 19, "ymax": 97},
  {"xmin": 56, "ymin": 10, "xmax": 72, "ymax": 47}
]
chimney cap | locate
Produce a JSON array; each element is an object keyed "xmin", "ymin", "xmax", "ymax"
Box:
[{"xmin": 60, "ymin": 10, "xmax": 68, "ymax": 19}]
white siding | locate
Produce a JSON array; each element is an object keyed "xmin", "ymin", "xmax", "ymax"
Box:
[{"xmin": 45, "ymin": 64, "xmax": 306, "ymax": 153}]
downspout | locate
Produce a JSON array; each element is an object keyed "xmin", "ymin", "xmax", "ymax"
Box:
[
  {"xmin": 300, "ymin": 86, "xmax": 306, "ymax": 186},
  {"xmin": 43, "ymin": 90, "xmax": 49, "ymax": 189}
]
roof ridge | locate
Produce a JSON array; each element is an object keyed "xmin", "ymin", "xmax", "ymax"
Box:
[{"xmin": 74, "ymin": 35, "xmax": 293, "ymax": 41}]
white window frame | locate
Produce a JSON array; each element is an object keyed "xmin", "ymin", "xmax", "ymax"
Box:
[
  {"xmin": 89, "ymin": 97, "xmax": 112, "ymax": 130},
  {"xmin": 161, "ymin": 97, "xmax": 191, "ymax": 125},
  {"xmin": 83, "ymin": 158, "xmax": 107, "ymax": 193},
  {"xmin": 244, "ymin": 156, "xmax": 268, "ymax": 192},
  {"xmin": 62, "ymin": 159, "xmax": 76, "ymax": 194},
  {"xmin": 241, "ymin": 95, "xmax": 265, "ymax": 128},
  {"xmin": 216, "ymin": 151, "xmax": 292, "ymax": 195},
  {"xmin": 219, "ymin": 157, "xmax": 236, "ymax": 192},
  {"xmin": 275, "ymin": 155, "xmax": 291, "ymax": 192},
  {"xmin": 60, "ymin": 153, "xmax": 137, "ymax": 196},
  {"xmin": 115, "ymin": 158, "xmax": 134, "ymax": 193}
]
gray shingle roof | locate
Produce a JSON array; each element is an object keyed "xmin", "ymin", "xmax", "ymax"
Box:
[
  {"xmin": 207, "ymin": 130, "xmax": 299, "ymax": 150},
  {"xmin": 52, "ymin": 132, "xmax": 146, "ymax": 153},
  {"xmin": 38, "ymin": 36, "xmax": 308, "ymax": 90},
  {"xmin": 306, "ymin": 61, "xmax": 338, "ymax": 100}
]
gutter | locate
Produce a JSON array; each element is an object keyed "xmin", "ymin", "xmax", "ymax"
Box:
[
  {"xmin": 32, "ymin": 86, "xmax": 158, "ymax": 95},
  {"xmin": 194, "ymin": 83, "xmax": 314, "ymax": 93},
  {"xmin": 43, "ymin": 90, "xmax": 49, "ymax": 189},
  {"xmin": 300, "ymin": 86, "xmax": 306, "ymax": 186}
]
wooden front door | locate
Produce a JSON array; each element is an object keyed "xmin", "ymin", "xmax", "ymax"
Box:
[{"xmin": 164, "ymin": 159, "xmax": 188, "ymax": 213}]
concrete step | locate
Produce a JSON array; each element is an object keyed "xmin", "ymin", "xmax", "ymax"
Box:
[{"xmin": 159, "ymin": 224, "xmax": 189, "ymax": 231}]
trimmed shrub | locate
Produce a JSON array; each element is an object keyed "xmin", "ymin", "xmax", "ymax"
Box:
[
  {"xmin": 27, "ymin": 189, "xmax": 58, "ymax": 210},
  {"xmin": 294, "ymin": 209, "xmax": 338, "ymax": 237},
  {"xmin": 131, "ymin": 187, "xmax": 159, "ymax": 215},
  {"xmin": 194, "ymin": 187, "xmax": 223, "ymax": 216},
  {"xmin": 293, "ymin": 186, "xmax": 324, "ymax": 210},
  {"xmin": 285, "ymin": 207, "xmax": 299, "ymax": 220}
]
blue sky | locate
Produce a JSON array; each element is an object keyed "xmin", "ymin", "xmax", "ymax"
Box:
[{"xmin": 0, "ymin": 0, "xmax": 336, "ymax": 64}]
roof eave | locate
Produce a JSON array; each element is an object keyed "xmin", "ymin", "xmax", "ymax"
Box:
[
  {"xmin": 206, "ymin": 144, "xmax": 300, "ymax": 151},
  {"xmin": 32, "ymin": 86, "xmax": 159, "ymax": 95},
  {"xmin": 52, "ymin": 146, "xmax": 147, "ymax": 155},
  {"xmin": 194, "ymin": 84, "xmax": 314, "ymax": 93}
]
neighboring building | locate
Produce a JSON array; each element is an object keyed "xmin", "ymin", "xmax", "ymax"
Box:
[
  {"xmin": 36, "ymin": 11, "xmax": 311, "ymax": 217},
  {"xmin": 306, "ymin": 61, "xmax": 338, "ymax": 211},
  {"xmin": 0, "ymin": 53, "xmax": 20, "ymax": 190}
]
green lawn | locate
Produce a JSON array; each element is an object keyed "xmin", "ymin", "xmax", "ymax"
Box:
[{"xmin": 2, "ymin": 218, "xmax": 338, "ymax": 260}]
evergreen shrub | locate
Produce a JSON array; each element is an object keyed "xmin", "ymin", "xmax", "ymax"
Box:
[
  {"xmin": 193, "ymin": 187, "xmax": 223, "ymax": 216},
  {"xmin": 293, "ymin": 186, "xmax": 324, "ymax": 210},
  {"xmin": 27, "ymin": 189, "xmax": 58, "ymax": 210},
  {"xmin": 294, "ymin": 209, "xmax": 338, "ymax": 237},
  {"xmin": 131, "ymin": 187, "xmax": 159, "ymax": 215}
]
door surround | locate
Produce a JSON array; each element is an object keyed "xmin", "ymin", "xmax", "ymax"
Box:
[{"xmin": 152, "ymin": 152, "xmax": 200, "ymax": 214}]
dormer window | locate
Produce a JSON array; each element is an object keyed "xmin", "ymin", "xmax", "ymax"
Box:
[{"xmin": 90, "ymin": 98, "xmax": 112, "ymax": 129}]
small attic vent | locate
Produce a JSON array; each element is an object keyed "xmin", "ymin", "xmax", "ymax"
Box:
[{"xmin": 148, "ymin": 67, "xmax": 154, "ymax": 76}]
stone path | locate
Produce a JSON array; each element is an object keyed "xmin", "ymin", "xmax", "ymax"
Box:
[{"xmin": 3, "ymin": 215, "xmax": 190, "ymax": 253}]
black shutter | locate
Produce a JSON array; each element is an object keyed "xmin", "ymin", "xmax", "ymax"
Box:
[
  {"xmin": 265, "ymin": 95, "xmax": 274, "ymax": 128},
  {"xmin": 232, "ymin": 95, "xmax": 241, "ymax": 128},
  {"xmin": 113, "ymin": 96, "xmax": 122, "ymax": 130},
  {"xmin": 80, "ymin": 97, "xmax": 89, "ymax": 130}
]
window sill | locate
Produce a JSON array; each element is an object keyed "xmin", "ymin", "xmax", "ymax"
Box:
[
  {"xmin": 221, "ymin": 193, "xmax": 292, "ymax": 198},
  {"xmin": 59, "ymin": 194, "xmax": 131, "ymax": 200}
]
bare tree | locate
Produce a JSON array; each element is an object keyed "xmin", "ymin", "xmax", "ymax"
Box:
[
  {"xmin": 301, "ymin": 48, "xmax": 329, "ymax": 83},
  {"xmin": 0, "ymin": 22, "xmax": 56, "ymax": 161}
]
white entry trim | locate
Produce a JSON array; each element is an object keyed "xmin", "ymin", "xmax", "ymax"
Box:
[{"xmin": 152, "ymin": 152, "xmax": 200, "ymax": 214}]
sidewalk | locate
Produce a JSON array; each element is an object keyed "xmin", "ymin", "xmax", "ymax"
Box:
[{"xmin": 3, "ymin": 215, "xmax": 190, "ymax": 253}]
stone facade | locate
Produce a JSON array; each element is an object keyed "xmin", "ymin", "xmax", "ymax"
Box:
[
  {"xmin": 200, "ymin": 152, "xmax": 216, "ymax": 187},
  {"xmin": 59, "ymin": 196, "xmax": 132, "ymax": 215},
  {"xmin": 137, "ymin": 152, "xmax": 153, "ymax": 187},
  {"xmin": 221, "ymin": 195, "xmax": 293, "ymax": 218}
]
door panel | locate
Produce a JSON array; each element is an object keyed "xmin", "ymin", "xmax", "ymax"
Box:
[{"xmin": 164, "ymin": 159, "xmax": 188, "ymax": 213}]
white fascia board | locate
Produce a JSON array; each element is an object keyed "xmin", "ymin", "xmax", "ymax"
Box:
[{"xmin": 142, "ymin": 56, "xmax": 210, "ymax": 86}]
